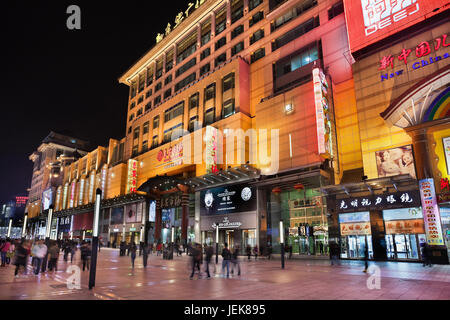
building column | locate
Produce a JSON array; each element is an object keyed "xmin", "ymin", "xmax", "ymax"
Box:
[
  {"xmin": 197, "ymin": 23, "xmax": 202, "ymax": 48},
  {"xmin": 244, "ymin": 0, "xmax": 249, "ymax": 14},
  {"xmin": 226, "ymin": 0, "xmax": 231, "ymax": 26},
  {"xmin": 369, "ymin": 210, "xmax": 387, "ymax": 261},
  {"xmin": 406, "ymin": 127, "xmax": 434, "ymax": 179},
  {"xmin": 181, "ymin": 193, "xmax": 189, "ymax": 244}
]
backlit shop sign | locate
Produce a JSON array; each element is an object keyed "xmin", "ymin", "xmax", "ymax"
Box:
[
  {"xmin": 379, "ymin": 34, "xmax": 449, "ymax": 82},
  {"xmin": 337, "ymin": 191, "xmax": 421, "ymax": 213},
  {"xmin": 419, "ymin": 178, "xmax": 445, "ymax": 246},
  {"xmin": 344, "ymin": 0, "xmax": 445, "ymax": 53},
  {"xmin": 126, "ymin": 159, "xmax": 138, "ymax": 194}
]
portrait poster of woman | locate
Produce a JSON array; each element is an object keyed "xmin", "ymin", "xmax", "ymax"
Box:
[{"xmin": 375, "ymin": 145, "xmax": 417, "ymax": 179}]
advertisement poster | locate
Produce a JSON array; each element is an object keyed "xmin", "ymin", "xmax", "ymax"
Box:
[
  {"xmin": 340, "ymin": 222, "xmax": 372, "ymax": 236},
  {"xmin": 42, "ymin": 188, "xmax": 53, "ymax": 211},
  {"xmin": 149, "ymin": 200, "xmax": 156, "ymax": 222},
  {"xmin": 111, "ymin": 207, "xmax": 124, "ymax": 225},
  {"xmin": 375, "ymin": 145, "xmax": 416, "ymax": 179},
  {"xmin": 200, "ymin": 184, "xmax": 256, "ymax": 216},
  {"xmin": 385, "ymin": 219, "xmax": 424, "ymax": 235},
  {"xmin": 419, "ymin": 178, "xmax": 445, "ymax": 246},
  {"xmin": 443, "ymin": 137, "xmax": 450, "ymax": 175}
]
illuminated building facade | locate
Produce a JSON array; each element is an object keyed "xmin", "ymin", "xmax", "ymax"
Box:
[
  {"xmin": 118, "ymin": 0, "xmax": 356, "ymax": 255},
  {"xmin": 323, "ymin": 0, "xmax": 450, "ymax": 264}
]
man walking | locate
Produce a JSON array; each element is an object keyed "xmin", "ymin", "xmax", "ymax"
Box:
[
  {"xmin": 80, "ymin": 241, "xmax": 91, "ymax": 272},
  {"xmin": 142, "ymin": 243, "xmax": 149, "ymax": 268},
  {"xmin": 48, "ymin": 241, "xmax": 60, "ymax": 272},
  {"xmin": 231, "ymin": 245, "xmax": 241, "ymax": 276},
  {"xmin": 190, "ymin": 243, "xmax": 202, "ymax": 280},
  {"xmin": 222, "ymin": 243, "xmax": 231, "ymax": 278},
  {"xmin": 13, "ymin": 241, "xmax": 29, "ymax": 278},
  {"xmin": 129, "ymin": 242, "xmax": 137, "ymax": 269},
  {"xmin": 204, "ymin": 244, "xmax": 213, "ymax": 279}
]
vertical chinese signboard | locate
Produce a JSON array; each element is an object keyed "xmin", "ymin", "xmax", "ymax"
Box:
[
  {"xmin": 101, "ymin": 164, "xmax": 108, "ymax": 199},
  {"xmin": 419, "ymin": 178, "xmax": 445, "ymax": 246},
  {"xmin": 205, "ymin": 126, "xmax": 219, "ymax": 174},
  {"xmin": 313, "ymin": 68, "xmax": 332, "ymax": 158},
  {"xmin": 126, "ymin": 159, "xmax": 138, "ymax": 194}
]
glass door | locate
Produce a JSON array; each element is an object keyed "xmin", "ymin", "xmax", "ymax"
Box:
[
  {"xmin": 348, "ymin": 236, "xmax": 358, "ymax": 258},
  {"xmin": 408, "ymin": 234, "xmax": 419, "ymax": 259},
  {"xmin": 385, "ymin": 235, "xmax": 396, "ymax": 259}
]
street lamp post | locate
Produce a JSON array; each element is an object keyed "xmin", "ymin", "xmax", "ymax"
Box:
[
  {"xmin": 89, "ymin": 189, "xmax": 102, "ymax": 290},
  {"xmin": 171, "ymin": 226, "xmax": 175, "ymax": 260},
  {"xmin": 22, "ymin": 215, "xmax": 28, "ymax": 239},
  {"xmin": 280, "ymin": 220, "xmax": 285, "ymax": 269},
  {"xmin": 215, "ymin": 224, "xmax": 219, "ymax": 264},
  {"xmin": 42, "ymin": 206, "xmax": 53, "ymax": 273}
]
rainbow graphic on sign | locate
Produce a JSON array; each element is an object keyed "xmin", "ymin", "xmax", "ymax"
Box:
[{"xmin": 424, "ymin": 86, "xmax": 450, "ymax": 122}]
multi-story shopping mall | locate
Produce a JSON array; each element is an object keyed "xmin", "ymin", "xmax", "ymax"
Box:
[{"xmin": 23, "ymin": 0, "xmax": 450, "ymax": 264}]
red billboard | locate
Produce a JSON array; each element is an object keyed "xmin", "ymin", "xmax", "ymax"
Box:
[{"xmin": 344, "ymin": 0, "xmax": 449, "ymax": 54}]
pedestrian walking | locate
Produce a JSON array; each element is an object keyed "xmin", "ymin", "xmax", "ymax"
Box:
[
  {"xmin": 130, "ymin": 242, "xmax": 137, "ymax": 268},
  {"xmin": 142, "ymin": 243, "xmax": 149, "ymax": 268},
  {"xmin": 267, "ymin": 243, "xmax": 272, "ymax": 260},
  {"xmin": 363, "ymin": 244, "xmax": 369, "ymax": 273},
  {"xmin": 63, "ymin": 242, "xmax": 71, "ymax": 262},
  {"xmin": 253, "ymin": 245, "xmax": 258, "ymax": 261},
  {"xmin": 48, "ymin": 241, "xmax": 60, "ymax": 272},
  {"xmin": 190, "ymin": 243, "xmax": 202, "ymax": 279},
  {"xmin": 231, "ymin": 245, "xmax": 241, "ymax": 276},
  {"xmin": 13, "ymin": 240, "xmax": 29, "ymax": 278},
  {"xmin": 319, "ymin": 242, "xmax": 324, "ymax": 255},
  {"xmin": 330, "ymin": 242, "xmax": 339, "ymax": 265},
  {"xmin": 204, "ymin": 244, "xmax": 213, "ymax": 279},
  {"xmin": 222, "ymin": 243, "xmax": 231, "ymax": 278},
  {"xmin": 156, "ymin": 242, "xmax": 162, "ymax": 256},
  {"xmin": 246, "ymin": 245, "xmax": 251, "ymax": 261},
  {"xmin": 80, "ymin": 241, "xmax": 91, "ymax": 271},
  {"xmin": 1, "ymin": 239, "xmax": 11, "ymax": 267},
  {"xmin": 421, "ymin": 242, "xmax": 432, "ymax": 267},
  {"xmin": 31, "ymin": 240, "xmax": 47, "ymax": 275},
  {"xmin": 70, "ymin": 241, "xmax": 77, "ymax": 263},
  {"xmin": 7, "ymin": 241, "xmax": 15, "ymax": 265}
]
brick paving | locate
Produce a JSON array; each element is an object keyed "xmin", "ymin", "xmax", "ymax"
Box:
[{"xmin": 0, "ymin": 248, "xmax": 449, "ymax": 300}]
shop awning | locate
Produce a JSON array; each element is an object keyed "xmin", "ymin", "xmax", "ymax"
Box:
[
  {"xmin": 321, "ymin": 174, "xmax": 418, "ymax": 196},
  {"xmin": 186, "ymin": 165, "xmax": 260, "ymax": 191},
  {"xmin": 138, "ymin": 175, "xmax": 187, "ymax": 193}
]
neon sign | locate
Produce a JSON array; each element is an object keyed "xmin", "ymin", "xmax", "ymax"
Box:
[
  {"xmin": 419, "ymin": 178, "xmax": 445, "ymax": 246},
  {"xmin": 313, "ymin": 67, "xmax": 332, "ymax": 157},
  {"xmin": 126, "ymin": 159, "xmax": 138, "ymax": 194}
]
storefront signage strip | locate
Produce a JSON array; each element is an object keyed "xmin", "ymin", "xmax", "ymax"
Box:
[
  {"xmin": 419, "ymin": 179, "xmax": 445, "ymax": 246},
  {"xmin": 337, "ymin": 191, "xmax": 421, "ymax": 213}
]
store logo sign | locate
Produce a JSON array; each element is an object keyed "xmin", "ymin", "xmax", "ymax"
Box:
[
  {"xmin": 419, "ymin": 179, "xmax": 445, "ymax": 246},
  {"xmin": 212, "ymin": 217, "xmax": 242, "ymax": 229},
  {"xmin": 361, "ymin": 0, "xmax": 420, "ymax": 37}
]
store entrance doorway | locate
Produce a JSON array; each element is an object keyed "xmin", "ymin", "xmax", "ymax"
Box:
[
  {"xmin": 385, "ymin": 234, "xmax": 424, "ymax": 260},
  {"xmin": 226, "ymin": 230, "xmax": 235, "ymax": 249}
]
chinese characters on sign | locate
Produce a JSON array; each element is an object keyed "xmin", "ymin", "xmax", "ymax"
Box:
[
  {"xmin": 337, "ymin": 191, "xmax": 420, "ymax": 213},
  {"xmin": 312, "ymin": 67, "xmax": 333, "ymax": 157},
  {"xmin": 156, "ymin": 143, "xmax": 184, "ymax": 170},
  {"xmin": 419, "ymin": 179, "xmax": 445, "ymax": 246},
  {"xmin": 205, "ymin": 126, "xmax": 219, "ymax": 174},
  {"xmin": 340, "ymin": 222, "xmax": 371, "ymax": 236},
  {"xmin": 126, "ymin": 159, "xmax": 138, "ymax": 194},
  {"xmin": 160, "ymin": 194, "xmax": 183, "ymax": 209},
  {"xmin": 156, "ymin": 0, "xmax": 206, "ymax": 44},
  {"xmin": 379, "ymin": 34, "xmax": 449, "ymax": 70},
  {"xmin": 443, "ymin": 137, "xmax": 450, "ymax": 175}
]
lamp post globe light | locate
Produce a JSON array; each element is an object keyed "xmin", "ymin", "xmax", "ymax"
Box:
[
  {"xmin": 280, "ymin": 219, "xmax": 285, "ymax": 269},
  {"xmin": 89, "ymin": 188, "xmax": 102, "ymax": 290},
  {"xmin": 215, "ymin": 223, "xmax": 219, "ymax": 264}
]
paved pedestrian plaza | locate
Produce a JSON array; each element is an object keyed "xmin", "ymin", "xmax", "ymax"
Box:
[{"xmin": 1, "ymin": 248, "xmax": 449, "ymax": 300}]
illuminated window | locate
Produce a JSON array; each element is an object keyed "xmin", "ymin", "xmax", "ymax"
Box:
[
  {"xmin": 222, "ymin": 73, "xmax": 235, "ymax": 92},
  {"xmin": 189, "ymin": 93, "xmax": 199, "ymax": 110},
  {"xmin": 153, "ymin": 116, "xmax": 160, "ymax": 129},
  {"xmin": 222, "ymin": 99, "xmax": 235, "ymax": 118},
  {"xmin": 143, "ymin": 122, "xmax": 150, "ymax": 134}
]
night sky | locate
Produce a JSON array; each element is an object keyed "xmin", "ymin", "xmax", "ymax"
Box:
[{"xmin": 1, "ymin": 1, "xmax": 188, "ymax": 205}]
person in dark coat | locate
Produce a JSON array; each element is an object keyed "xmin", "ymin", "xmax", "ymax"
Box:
[
  {"xmin": 190, "ymin": 243, "xmax": 202, "ymax": 279},
  {"xmin": 129, "ymin": 242, "xmax": 137, "ymax": 268},
  {"xmin": 204, "ymin": 244, "xmax": 213, "ymax": 279},
  {"xmin": 13, "ymin": 241, "xmax": 29, "ymax": 277},
  {"xmin": 363, "ymin": 244, "xmax": 369, "ymax": 272},
  {"xmin": 142, "ymin": 243, "xmax": 149, "ymax": 268},
  {"xmin": 246, "ymin": 245, "xmax": 252, "ymax": 261},
  {"xmin": 222, "ymin": 243, "xmax": 232, "ymax": 278},
  {"xmin": 231, "ymin": 245, "xmax": 241, "ymax": 276},
  {"xmin": 80, "ymin": 242, "xmax": 91, "ymax": 271},
  {"xmin": 421, "ymin": 242, "xmax": 432, "ymax": 267}
]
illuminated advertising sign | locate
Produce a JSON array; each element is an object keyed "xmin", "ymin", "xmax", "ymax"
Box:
[
  {"xmin": 89, "ymin": 172, "xmax": 95, "ymax": 203},
  {"xmin": 156, "ymin": 143, "xmax": 183, "ymax": 170},
  {"xmin": 126, "ymin": 159, "xmax": 138, "ymax": 194},
  {"xmin": 419, "ymin": 178, "xmax": 445, "ymax": 246},
  {"xmin": 313, "ymin": 67, "xmax": 332, "ymax": 157},
  {"xmin": 63, "ymin": 183, "xmax": 69, "ymax": 210},
  {"xmin": 78, "ymin": 178, "xmax": 85, "ymax": 206},
  {"xmin": 344, "ymin": 0, "xmax": 447, "ymax": 54},
  {"xmin": 55, "ymin": 187, "xmax": 61, "ymax": 211},
  {"xmin": 205, "ymin": 126, "xmax": 219, "ymax": 174},
  {"xmin": 42, "ymin": 188, "xmax": 53, "ymax": 211},
  {"xmin": 69, "ymin": 181, "xmax": 76, "ymax": 208},
  {"xmin": 101, "ymin": 164, "xmax": 108, "ymax": 199},
  {"xmin": 149, "ymin": 200, "xmax": 156, "ymax": 222},
  {"xmin": 200, "ymin": 184, "xmax": 256, "ymax": 216}
]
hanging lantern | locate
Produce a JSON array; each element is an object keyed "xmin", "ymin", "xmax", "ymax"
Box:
[
  {"xmin": 294, "ymin": 183, "xmax": 305, "ymax": 190},
  {"xmin": 272, "ymin": 187, "xmax": 282, "ymax": 194}
]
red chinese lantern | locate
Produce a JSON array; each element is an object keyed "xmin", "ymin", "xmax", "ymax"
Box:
[
  {"xmin": 294, "ymin": 183, "xmax": 305, "ymax": 190},
  {"xmin": 272, "ymin": 187, "xmax": 282, "ymax": 194}
]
